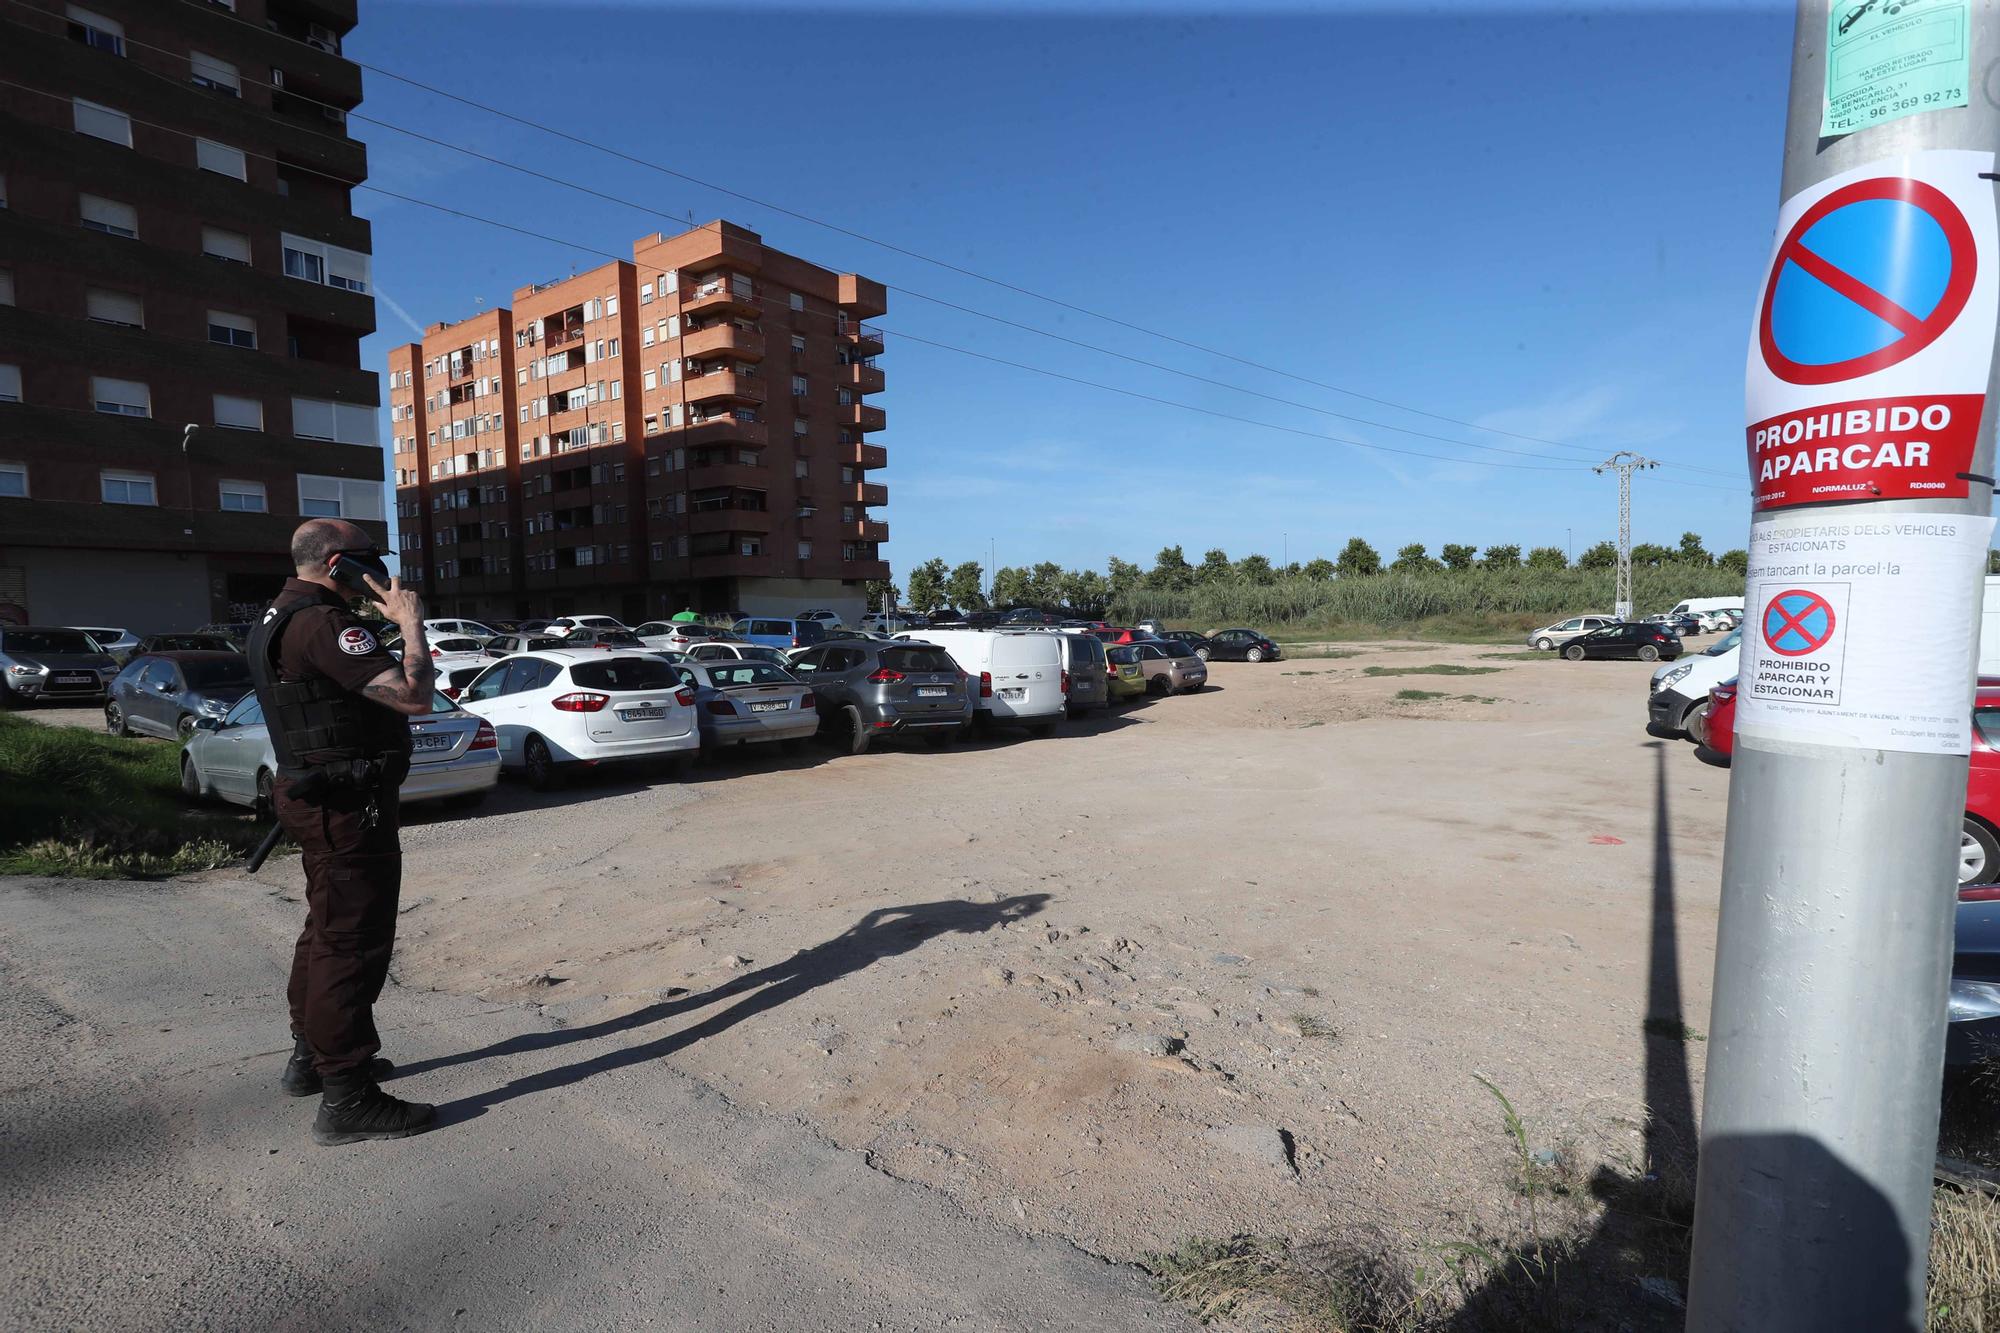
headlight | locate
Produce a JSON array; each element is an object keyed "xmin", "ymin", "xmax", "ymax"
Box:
[
  {"xmin": 1948, "ymin": 980, "xmax": 2000, "ymax": 1023},
  {"xmin": 1654, "ymin": 663, "xmax": 1693, "ymax": 692},
  {"xmin": 200, "ymin": 697, "xmax": 230, "ymax": 714},
  {"xmin": 6, "ymin": 663, "xmax": 39, "ymax": 676}
]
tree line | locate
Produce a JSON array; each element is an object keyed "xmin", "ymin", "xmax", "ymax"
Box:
[{"xmin": 884, "ymin": 533, "xmax": 1749, "ymax": 616}]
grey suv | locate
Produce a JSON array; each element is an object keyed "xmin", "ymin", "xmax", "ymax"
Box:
[
  {"xmin": 0, "ymin": 626, "xmax": 119, "ymax": 706},
  {"xmin": 787, "ymin": 639, "xmax": 972, "ymax": 753}
]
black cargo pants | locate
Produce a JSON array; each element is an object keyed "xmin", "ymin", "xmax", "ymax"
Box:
[{"xmin": 278, "ymin": 779, "xmax": 402, "ymax": 1077}]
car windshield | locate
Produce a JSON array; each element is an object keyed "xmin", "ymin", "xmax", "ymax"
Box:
[
  {"xmin": 593, "ymin": 630, "xmax": 643, "ymax": 646},
  {"xmin": 709, "ymin": 662, "xmax": 795, "ymax": 687},
  {"xmin": 1107, "ymin": 646, "xmax": 1138, "ymax": 664},
  {"xmin": 183, "ymin": 660, "xmax": 252, "ymax": 689},
  {"xmin": 3, "ymin": 630, "xmax": 97, "ymax": 654},
  {"xmin": 882, "ymin": 646, "xmax": 955, "ymax": 673},
  {"xmin": 568, "ymin": 657, "xmax": 682, "ymax": 691},
  {"xmin": 1706, "ymin": 629, "xmax": 1743, "ymax": 655}
]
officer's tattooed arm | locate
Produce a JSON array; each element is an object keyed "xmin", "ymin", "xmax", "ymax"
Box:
[{"xmin": 359, "ymin": 574, "xmax": 437, "ymax": 716}]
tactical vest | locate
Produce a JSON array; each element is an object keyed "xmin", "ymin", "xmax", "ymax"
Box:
[{"xmin": 247, "ymin": 596, "xmax": 407, "ymax": 791}]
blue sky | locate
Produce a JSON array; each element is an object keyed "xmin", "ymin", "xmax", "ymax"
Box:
[{"xmin": 353, "ymin": 1, "xmax": 1794, "ymax": 576}]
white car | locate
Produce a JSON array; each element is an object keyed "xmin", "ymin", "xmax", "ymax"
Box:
[
  {"xmin": 1646, "ymin": 628, "xmax": 1742, "ymax": 736},
  {"xmin": 634, "ymin": 620, "xmax": 722, "ymax": 651},
  {"xmin": 423, "ymin": 618, "xmax": 500, "ymax": 645},
  {"xmin": 683, "ymin": 641, "xmax": 793, "ymax": 668},
  {"xmin": 547, "ymin": 615, "xmax": 628, "ymax": 638},
  {"xmin": 859, "ymin": 613, "xmax": 914, "ymax": 633},
  {"xmin": 796, "ymin": 609, "xmax": 844, "ymax": 630},
  {"xmin": 455, "ymin": 650, "xmax": 698, "ymax": 789}
]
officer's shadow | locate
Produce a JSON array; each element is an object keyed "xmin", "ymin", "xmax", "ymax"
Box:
[{"xmin": 403, "ymin": 894, "xmax": 1049, "ymax": 1124}]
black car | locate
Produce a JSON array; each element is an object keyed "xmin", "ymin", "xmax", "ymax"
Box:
[
  {"xmin": 105, "ymin": 651, "xmax": 254, "ymax": 739},
  {"xmin": 1950, "ymin": 885, "xmax": 2000, "ymax": 1066},
  {"xmin": 1203, "ymin": 628, "xmax": 1281, "ymax": 663},
  {"xmin": 1158, "ymin": 629, "xmax": 1214, "ymax": 660},
  {"xmin": 1561, "ymin": 623, "xmax": 1682, "ymax": 662},
  {"xmin": 1643, "ymin": 612, "xmax": 1702, "ymax": 637},
  {"xmin": 194, "ymin": 622, "xmax": 253, "ymax": 646},
  {"xmin": 137, "ymin": 633, "xmax": 240, "ymax": 655}
]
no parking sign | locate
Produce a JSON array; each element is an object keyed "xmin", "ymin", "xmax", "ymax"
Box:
[{"xmin": 1745, "ymin": 149, "xmax": 1999, "ymax": 511}]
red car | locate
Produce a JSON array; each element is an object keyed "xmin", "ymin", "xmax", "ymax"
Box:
[
  {"xmin": 1699, "ymin": 677, "xmax": 2000, "ymax": 885},
  {"xmin": 1089, "ymin": 627, "xmax": 1158, "ymax": 646}
]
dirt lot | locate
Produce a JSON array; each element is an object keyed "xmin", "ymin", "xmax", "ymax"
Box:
[{"xmin": 30, "ymin": 639, "xmax": 1728, "ymax": 1271}]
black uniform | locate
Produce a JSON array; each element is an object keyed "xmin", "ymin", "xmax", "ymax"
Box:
[{"xmin": 249, "ymin": 578, "xmax": 413, "ymax": 1078}]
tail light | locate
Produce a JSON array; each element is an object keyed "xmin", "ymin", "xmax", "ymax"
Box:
[
  {"xmin": 1713, "ymin": 685, "xmax": 1738, "ymax": 703},
  {"xmin": 430, "ymin": 646, "xmax": 442, "ymax": 657},
  {"xmin": 800, "ymin": 692, "xmax": 815, "ymax": 709},
  {"xmin": 791, "ymin": 635, "xmax": 801, "ymax": 648},
  {"xmin": 443, "ymin": 685, "xmax": 461, "ymax": 700},
  {"xmin": 1061, "ymin": 670, "xmax": 1071, "ymax": 693},
  {"xmin": 469, "ymin": 719, "xmax": 497, "ymax": 750},
  {"xmin": 979, "ymin": 670, "xmax": 993, "ymax": 698},
  {"xmin": 706, "ymin": 698, "xmax": 737, "ymax": 715},
  {"xmin": 674, "ymin": 686, "xmax": 696, "ymax": 707},
  {"xmin": 551, "ymin": 691, "xmax": 609, "ymax": 713},
  {"xmin": 868, "ymin": 667, "xmax": 906, "ymax": 684}
]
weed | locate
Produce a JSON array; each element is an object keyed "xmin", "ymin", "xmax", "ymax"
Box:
[
  {"xmin": 3, "ymin": 836, "xmax": 239, "ymax": 880},
  {"xmin": 1478, "ymin": 652, "xmax": 1546, "ymax": 661},
  {"xmin": 1642, "ymin": 1017, "xmax": 1706, "ymax": 1043},
  {"xmin": 1363, "ymin": 665, "xmax": 1505, "ymax": 678},
  {"xmin": 1395, "ymin": 689, "xmax": 1449, "ymax": 702},
  {"xmin": 1455, "ymin": 695, "xmax": 1498, "ymax": 705},
  {"xmin": 1930, "ymin": 1187, "xmax": 2000, "ymax": 1331},
  {"xmin": 1285, "ymin": 648, "xmax": 1363, "ymax": 660},
  {"xmin": 1293, "ymin": 1013, "xmax": 1340, "ymax": 1042}
]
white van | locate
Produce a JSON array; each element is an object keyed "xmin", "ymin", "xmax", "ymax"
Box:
[
  {"xmin": 896, "ymin": 629, "xmax": 1065, "ymax": 734},
  {"xmin": 1667, "ymin": 596, "xmax": 1743, "ymax": 620},
  {"xmin": 1645, "ymin": 627, "xmax": 1742, "ymax": 735}
]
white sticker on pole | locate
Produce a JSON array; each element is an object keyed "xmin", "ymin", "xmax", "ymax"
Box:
[
  {"xmin": 1745, "ymin": 148, "xmax": 1998, "ymax": 512},
  {"xmin": 1736, "ymin": 510, "xmax": 1996, "ymax": 754}
]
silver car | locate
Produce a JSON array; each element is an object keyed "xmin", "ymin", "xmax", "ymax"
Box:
[
  {"xmin": 672, "ymin": 659, "xmax": 820, "ymax": 755},
  {"xmin": 684, "ymin": 641, "xmax": 792, "ymax": 668},
  {"xmin": 1526, "ymin": 614, "xmax": 1619, "ymax": 651},
  {"xmin": 72, "ymin": 626, "xmax": 141, "ymax": 664},
  {"xmin": 0, "ymin": 625, "xmax": 120, "ymax": 706},
  {"xmin": 180, "ymin": 690, "xmax": 501, "ymax": 816}
]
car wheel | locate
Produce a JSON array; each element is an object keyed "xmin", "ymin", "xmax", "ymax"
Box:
[
  {"xmin": 1195, "ymin": 647, "xmax": 1210, "ymax": 662},
  {"xmin": 1148, "ymin": 676, "xmax": 1168, "ymax": 696},
  {"xmin": 1637, "ymin": 645, "xmax": 1660, "ymax": 662},
  {"xmin": 253, "ymin": 769, "xmax": 275, "ymax": 822},
  {"xmin": 1563, "ymin": 644, "xmax": 1586, "ymax": 661},
  {"xmin": 175, "ymin": 713, "xmax": 200, "ymax": 739},
  {"xmin": 179, "ymin": 756, "xmax": 204, "ymax": 803},
  {"xmin": 840, "ymin": 706, "xmax": 871, "ymax": 756},
  {"xmin": 1246, "ymin": 647, "xmax": 1266, "ymax": 663},
  {"xmin": 1681, "ymin": 699, "xmax": 1711, "ymax": 742},
  {"xmin": 105, "ymin": 702, "xmax": 129, "ymax": 737},
  {"xmin": 1962, "ymin": 818, "xmax": 2000, "ymax": 885},
  {"xmin": 1535, "ymin": 637, "xmax": 1555, "ymax": 651},
  {"xmin": 524, "ymin": 734, "xmax": 564, "ymax": 791}
]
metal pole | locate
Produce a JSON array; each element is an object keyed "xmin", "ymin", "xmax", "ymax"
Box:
[
  {"xmin": 1594, "ymin": 451, "xmax": 1656, "ymax": 619},
  {"xmin": 1686, "ymin": 3, "xmax": 2000, "ymax": 1325}
]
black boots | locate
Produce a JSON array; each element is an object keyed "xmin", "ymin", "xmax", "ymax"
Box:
[
  {"xmin": 312, "ymin": 1073, "xmax": 437, "ymax": 1146},
  {"xmin": 280, "ymin": 1036, "xmax": 393, "ymax": 1097}
]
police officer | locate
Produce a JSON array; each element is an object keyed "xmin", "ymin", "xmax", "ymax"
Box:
[{"xmin": 249, "ymin": 519, "xmax": 440, "ymax": 1145}]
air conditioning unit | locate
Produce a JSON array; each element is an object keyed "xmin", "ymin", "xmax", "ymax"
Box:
[
  {"xmin": 270, "ymin": 68, "xmax": 285, "ymax": 88},
  {"xmin": 321, "ymin": 106, "xmax": 346, "ymax": 123},
  {"xmin": 307, "ymin": 24, "xmax": 339, "ymax": 53}
]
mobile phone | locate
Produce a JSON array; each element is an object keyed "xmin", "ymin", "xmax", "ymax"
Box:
[{"xmin": 331, "ymin": 552, "xmax": 391, "ymax": 588}]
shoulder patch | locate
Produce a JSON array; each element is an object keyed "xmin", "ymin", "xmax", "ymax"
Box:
[{"xmin": 338, "ymin": 626, "xmax": 379, "ymax": 656}]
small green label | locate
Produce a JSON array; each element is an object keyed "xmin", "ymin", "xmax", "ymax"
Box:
[{"xmin": 1822, "ymin": 0, "xmax": 1971, "ymax": 137}]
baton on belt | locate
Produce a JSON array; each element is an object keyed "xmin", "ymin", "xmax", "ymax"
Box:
[{"xmin": 244, "ymin": 821, "xmax": 285, "ymax": 875}]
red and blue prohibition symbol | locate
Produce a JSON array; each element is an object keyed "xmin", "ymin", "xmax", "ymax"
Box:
[{"xmin": 1761, "ymin": 590, "xmax": 1837, "ymax": 656}]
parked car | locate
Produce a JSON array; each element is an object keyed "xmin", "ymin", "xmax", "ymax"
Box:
[
  {"xmin": 437, "ymin": 661, "xmax": 494, "ymax": 702},
  {"xmin": 1049, "ymin": 628, "xmax": 1109, "ymax": 715},
  {"xmin": 796, "ymin": 608, "xmax": 845, "ymax": 630},
  {"xmin": 672, "ymin": 659, "xmax": 820, "ymax": 756},
  {"xmin": 1129, "ymin": 640, "xmax": 1208, "ymax": 694},
  {"xmin": 419, "ymin": 635, "xmax": 489, "ymax": 658},
  {"xmin": 1666, "ymin": 597, "xmax": 1744, "ymax": 625},
  {"xmin": 136, "ymin": 633, "xmax": 240, "ymax": 655},
  {"xmin": 195, "ymin": 622, "xmax": 253, "ymax": 646},
  {"xmin": 731, "ymin": 617, "xmax": 830, "ymax": 651},
  {"xmin": 71, "ymin": 626, "xmax": 140, "ymax": 664},
  {"xmin": 902, "ymin": 629, "xmax": 1064, "ymax": 734},
  {"xmin": 999, "ymin": 608, "xmax": 1059, "ymax": 626},
  {"xmin": 1689, "ymin": 679, "xmax": 1737, "ymax": 767},
  {"xmin": 860, "ymin": 613, "xmax": 917, "ymax": 633},
  {"xmin": 455, "ymin": 650, "xmax": 699, "ymax": 789},
  {"xmin": 1949, "ymin": 884, "xmax": 2000, "ymax": 1066},
  {"xmin": 546, "ymin": 614, "xmax": 629, "ymax": 638},
  {"xmin": 180, "ymin": 689, "xmax": 499, "ymax": 816},
  {"xmin": 424, "ymin": 618, "xmax": 501, "ymax": 645},
  {"xmin": 484, "ymin": 632, "xmax": 570, "ymax": 658},
  {"xmin": 1527, "ymin": 614, "xmax": 1620, "ymax": 651},
  {"xmin": 1204, "ymin": 628, "xmax": 1282, "ymax": 663},
  {"xmin": 1157, "ymin": 630, "xmax": 1214, "ymax": 660},
  {"xmin": 684, "ymin": 641, "xmax": 793, "ymax": 668},
  {"xmin": 0, "ymin": 625, "xmax": 120, "ymax": 706},
  {"xmin": 636, "ymin": 621, "xmax": 727, "ymax": 652},
  {"xmin": 1134, "ymin": 619, "xmax": 1168, "ymax": 637},
  {"xmin": 105, "ymin": 651, "xmax": 254, "ymax": 739},
  {"xmin": 789, "ymin": 639, "xmax": 973, "ymax": 752},
  {"xmin": 1647, "ymin": 628, "xmax": 1742, "ymax": 737},
  {"xmin": 1642, "ymin": 613, "xmax": 1702, "ymax": 637},
  {"xmin": 561, "ymin": 628, "xmax": 648, "ymax": 651},
  {"xmin": 1560, "ymin": 623, "xmax": 1682, "ymax": 662},
  {"xmin": 1105, "ymin": 646, "xmax": 1149, "ymax": 702},
  {"xmin": 1088, "ymin": 627, "xmax": 1159, "ymax": 646}
]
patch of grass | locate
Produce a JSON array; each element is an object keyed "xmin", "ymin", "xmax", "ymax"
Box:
[
  {"xmin": 1931, "ymin": 1187, "xmax": 2000, "ymax": 1331},
  {"xmin": 1477, "ymin": 652, "xmax": 1546, "ymax": 661},
  {"xmin": 1643, "ymin": 1017, "xmax": 1706, "ymax": 1043},
  {"xmin": 1148, "ymin": 1234, "xmax": 1417, "ymax": 1332},
  {"xmin": 1362, "ymin": 664, "xmax": 1505, "ymax": 678},
  {"xmin": 1293, "ymin": 1013, "xmax": 1340, "ymax": 1042},
  {"xmin": 1282, "ymin": 647, "xmax": 1364, "ymax": 660},
  {"xmin": 1395, "ymin": 689, "xmax": 1449, "ymax": 702},
  {"xmin": 0, "ymin": 714, "xmax": 258, "ymax": 879}
]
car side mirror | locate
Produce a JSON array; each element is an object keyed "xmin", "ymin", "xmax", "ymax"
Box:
[{"xmin": 193, "ymin": 716, "xmax": 221, "ymax": 731}]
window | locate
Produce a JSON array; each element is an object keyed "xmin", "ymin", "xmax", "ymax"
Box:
[
  {"xmin": 281, "ymin": 233, "xmax": 369, "ymax": 292},
  {"xmin": 195, "ymin": 139, "xmax": 247, "ymax": 180},
  {"xmin": 201, "ymin": 226, "xmax": 250, "ymax": 264},
  {"xmin": 792, "ymin": 375, "xmax": 809, "ymax": 396},
  {"xmin": 213, "ymin": 393, "xmax": 262, "ymax": 430},
  {"xmin": 85, "ymin": 288, "xmax": 143, "ymax": 328},
  {"xmin": 793, "ymin": 416, "xmax": 809, "ymax": 436},
  {"xmin": 189, "ymin": 51, "xmax": 239, "ymax": 96},
  {"xmin": 794, "ymin": 458, "xmax": 809, "ymax": 478},
  {"xmin": 797, "ymin": 540, "xmax": 813, "ymax": 559},
  {"xmin": 640, "ymin": 282, "xmax": 654, "ymax": 305},
  {"xmin": 0, "ymin": 365, "xmax": 19, "ymax": 403},
  {"xmin": 789, "ymin": 292, "xmax": 804, "ymax": 312},
  {"xmin": 72, "ymin": 98, "xmax": 131, "ymax": 146},
  {"xmin": 100, "ymin": 470, "xmax": 155, "ymax": 505},
  {"xmin": 791, "ymin": 335, "xmax": 806, "ymax": 355},
  {"xmin": 91, "ymin": 377, "xmax": 149, "ymax": 417},
  {"xmin": 66, "ymin": 5, "xmax": 123, "ymax": 53},
  {"xmin": 79, "ymin": 193, "xmax": 137, "ymax": 237},
  {"xmin": 0, "ymin": 462, "xmax": 24, "ymax": 498},
  {"xmin": 297, "ymin": 474, "xmax": 382, "ymax": 520},
  {"xmin": 291, "ymin": 397, "xmax": 377, "ymax": 445},
  {"xmin": 207, "ymin": 310, "xmax": 256, "ymax": 349},
  {"xmin": 218, "ymin": 479, "xmax": 266, "ymax": 512}
]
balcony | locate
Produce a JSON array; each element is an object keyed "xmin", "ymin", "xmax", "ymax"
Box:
[
  {"xmin": 840, "ymin": 403, "xmax": 887, "ymax": 432},
  {"xmin": 689, "ymin": 507, "xmax": 775, "ymax": 536},
  {"xmin": 683, "ymin": 552, "xmax": 775, "ymax": 578},
  {"xmin": 684, "ymin": 370, "xmax": 767, "ymax": 405},
  {"xmin": 838, "ymin": 274, "xmax": 888, "ymax": 320},
  {"xmin": 681, "ymin": 283, "xmax": 761, "ymax": 317},
  {"xmin": 848, "ymin": 481, "xmax": 888, "ymax": 506},
  {"xmin": 682, "ymin": 415, "xmax": 768, "ymax": 448},
  {"xmin": 682, "ymin": 461, "xmax": 770, "ymax": 490},
  {"xmin": 839, "ymin": 323, "xmax": 885, "ymax": 356},
  {"xmin": 841, "ymin": 363, "xmax": 885, "ymax": 395},
  {"xmin": 843, "ymin": 558, "xmax": 892, "ymax": 581},
  {"xmin": 844, "ymin": 442, "xmax": 888, "ymax": 470},
  {"xmin": 545, "ymin": 325, "xmax": 585, "ymax": 349},
  {"xmin": 840, "ymin": 520, "xmax": 890, "ymax": 543},
  {"xmin": 681, "ymin": 323, "xmax": 766, "ymax": 362}
]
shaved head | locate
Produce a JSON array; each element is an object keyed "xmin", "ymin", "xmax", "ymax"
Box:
[{"xmin": 291, "ymin": 518, "xmax": 369, "ymax": 574}]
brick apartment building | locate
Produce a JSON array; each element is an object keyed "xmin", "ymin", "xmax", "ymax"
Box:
[
  {"xmin": 388, "ymin": 221, "xmax": 889, "ymax": 626},
  {"xmin": 0, "ymin": 0, "xmax": 381, "ymax": 630}
]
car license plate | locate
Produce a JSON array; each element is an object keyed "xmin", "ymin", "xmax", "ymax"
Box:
[
  {"xmin": 413, "ymin": 733, "xmax": 454, "ymax": 752},
  {"xmin": 54, "ymin": 673, "xmax": 94, "ymax": 686},
  {"xmin": 916, "ymin": 686, "xmax": 948, "ymax": 698},
  {"xmin": 1000, "ymin": 687, "xmax": 1025, "ymax": 701},
  {"xmin": 749, "ymin": 701, "xmax": 788, "ymax": 713},
  {"xmin": 620, "ymin": 705, "xmax": 668, "ymax": 721}
]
